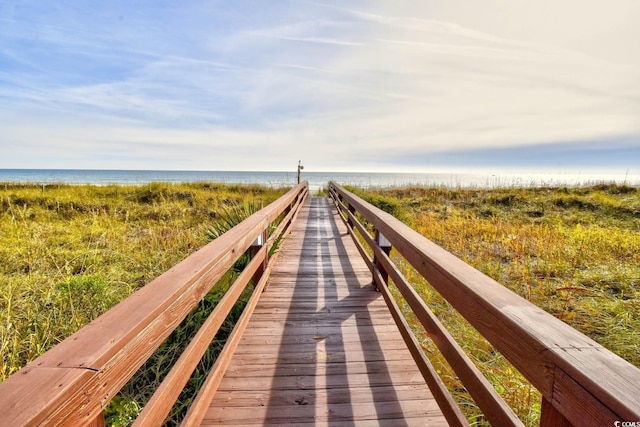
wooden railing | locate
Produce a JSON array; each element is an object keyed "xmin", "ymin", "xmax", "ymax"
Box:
[
  {"xmin": 329, "ymin": 181, "xmax": 640, "ymax": 427},
  {"xmin": 0, "ymin": 182, "xmax": 308, "ymax": 426}
]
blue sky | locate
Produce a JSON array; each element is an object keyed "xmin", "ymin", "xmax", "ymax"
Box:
[{"xmin": 1, "ymin": 1, "xmax": 639, "ymax": 172}]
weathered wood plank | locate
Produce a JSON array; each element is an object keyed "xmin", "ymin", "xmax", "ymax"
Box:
[
  {"xmin": 209, "ymin": 384, "xmax": 430, "ymax": 407},
  {"xmin": 254, "ymin": 420, "xmax": 447, "ymax": 427},
  {"xmin": 249, "ymin": 308, "xmax": 394, "ymax": 319},
  {"xmin": 229, "ymin": 317, "xmax": 396, "ymax": 329},
  {"xmin": 222, "ymin": 360, "xmax": 428, "ymax": 378},
  {"xmin": 203, "ymin": 400, "xmax": 443, "ymax": 425},
  {"xmin": 199, "ymin": 197, "xmax": 446, "ymax": 425},
  {"xmin": 240, "ymin": 323, "xmax": 403, "ymax": 337},
  {"xmin": 239, "ymin": 331, "xmax": 411, "ymax": 346},
  {"xmin": 252, "ymin": 301, "xmax": 388, "ymax": 310},
  {"xmin": 231, "ymin": 339, "xmax": 413, "ymax": 355},
  {"xmin": 216, "ymin": 369, "xmax": 431, "ymax": 392}
]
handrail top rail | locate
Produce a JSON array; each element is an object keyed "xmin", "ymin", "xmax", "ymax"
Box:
[
  {"xmin": 0, "ymin": 182, "xmax": 308, "ymax": 426},
  {"xmin": 329, "ymin": 181, "xmax": 640, "ymax": 423}
]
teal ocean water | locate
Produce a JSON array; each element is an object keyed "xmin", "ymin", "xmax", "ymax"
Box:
[{"xmin": 0, "ymin": 169, "xmax": 638, "ymax": 192}]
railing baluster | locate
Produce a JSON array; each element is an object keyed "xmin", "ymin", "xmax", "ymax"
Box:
[
  {"xmin": 540, "ymin": 398, "xmax": 572, "ymax": 427},
  {"xmin": 89, "ymin": 412, "xmax": 105, "ymax": 427},
  {"xmin": 347, "ymin": 203, "xmax": 356, "ymax": 229},
  {"xmin": 373, "ymin": 230, "xmax": 392, "ymax": 289},
  {"xmin": 250, "ymin": 229, "xmax": 268, "ymax": 288}
]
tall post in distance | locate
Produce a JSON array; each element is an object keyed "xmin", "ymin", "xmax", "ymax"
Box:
[{"xmin": 297, "ymin": 160, "xmax": 304, "ymax": 184}]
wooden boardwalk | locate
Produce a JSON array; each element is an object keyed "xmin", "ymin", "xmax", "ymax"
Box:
[{"xmin": 203, "ymin": 197, "xmax": 447, "ymax": 426}]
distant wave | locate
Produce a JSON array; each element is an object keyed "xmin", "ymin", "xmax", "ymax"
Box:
[{"xmin": 0, "ymin": 169, "xmax": 638, "ymax": 191}]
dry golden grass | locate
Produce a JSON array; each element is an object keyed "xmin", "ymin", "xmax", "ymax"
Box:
[
  {"xmin": 0, "ymin": 182, "xmax": 287, "ymax": 425},
  {"xmin": 352, "ymin": 183, "xmax": 639, "ymax": 425}
]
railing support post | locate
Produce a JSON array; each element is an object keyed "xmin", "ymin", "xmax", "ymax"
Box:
[
  {"xmin": 250, "ymin": 230, "xmax": 268, "ymax": 289},
  {"xmin": 540, "ymin": 398, "xmax": 572, "ymax": 427},
  {"xmin": 89, "ymin": 411, "xmax": 105, "ymax": 427},
  {"xmin": 373, "ymin": 230, "xmax": 392, "ymax": 291},
  {"xmin": 347, "ymin": 204, "xmax": 356, "ymax": 229}
]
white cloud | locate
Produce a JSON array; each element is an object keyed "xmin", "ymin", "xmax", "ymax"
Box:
[{"xmin": 0, "ymin": 0, "xmax": 638, "ymax": 171}]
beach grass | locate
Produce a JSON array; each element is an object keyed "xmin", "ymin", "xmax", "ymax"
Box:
[
  {"xmin": 0, "ymin": 182, "xmax": 286, "ymax": 382},
  {"xmin": 350, "ymin": 183, "xmax": 640, "ymax": 425},
  {"xmin": 2, "ymin": 180, "xmax": 639, "ymax": 425}
]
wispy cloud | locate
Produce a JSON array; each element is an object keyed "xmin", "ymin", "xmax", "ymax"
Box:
[{"xmin": 1, "ymin": 1, "xmax": 639, "ymax": 172}]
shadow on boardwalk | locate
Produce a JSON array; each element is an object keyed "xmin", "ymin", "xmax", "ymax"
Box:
[{"xmin": 204, "ymin": 197, "xmax": 445, "ymax": 425}]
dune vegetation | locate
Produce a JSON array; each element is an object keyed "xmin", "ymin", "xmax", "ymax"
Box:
[
  {"xmin": 350, "ymin": 183, "xmax": 640, "ymax": 425},
  {"xmin": 2, "ymin": 181, "xmax": 638, "ymax": 425},
  {"xmin": 0, "ymin": 182, "xmax": 287, "ymax": 424}
]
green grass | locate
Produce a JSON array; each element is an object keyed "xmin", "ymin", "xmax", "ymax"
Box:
[
  {"xmin": 3, "ymin": 181, "xmax": 638, "ymax": 425},
  {"xmin": 0, "ymin": 181, "xmax": 286, "ymax": 387},
  {"xmin": 111, "ymin": 198, "xmax": 267, "ymax": 426},
  {"xmin": 350, "ymin": 183, "xmax": 640, "ymax": 425}
]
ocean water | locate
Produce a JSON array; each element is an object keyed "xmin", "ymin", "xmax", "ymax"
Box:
[{"xmin": 0, "ymin": 169, "xmax": 638, "ymax": 192}]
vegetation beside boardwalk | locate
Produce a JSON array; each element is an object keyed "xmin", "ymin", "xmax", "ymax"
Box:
[
  {"xmin": 2, "ymin": 180, "xmax": 638, "ymax": 425},
  {"xmin": 351, "ymin": 183, "xmax": 640, "ymax": 425},
  {"xmin": 0, "ymin": 182, "xmax": 287, "ymax": 424}
]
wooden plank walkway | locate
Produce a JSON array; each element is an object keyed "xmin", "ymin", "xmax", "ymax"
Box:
[{"xmin": 202, "ymin": 197, "xmax": 447, "ymax": 426}]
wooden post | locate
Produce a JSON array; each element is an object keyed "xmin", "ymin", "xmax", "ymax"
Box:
[
  {"xmin": 89, "ymin": 412, "xmax": 105, "ymax": 427},
  {"xmin": 347, "ymin": 204, "xmax": 356, "ymax": 229},
  {"xmin": 540, "ymin": 397, "xmax": 572, "ymax": 426},
  {"xmin": 250, "ymin": 230, "xmax": 268, "ymax": 288},
  {"xmin": 373, "ymin": 230, "xmax": 392, "ymax": 290}
]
